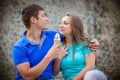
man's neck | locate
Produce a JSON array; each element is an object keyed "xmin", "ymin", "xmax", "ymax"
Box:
[{"xmin": 26, "ymin": 28, "xmax": 42, "ymax": 43}]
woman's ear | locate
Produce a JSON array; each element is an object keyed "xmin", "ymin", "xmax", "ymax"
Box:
[{"xmin": 30, "ymin": 16, "xmax": 37, "ymax": 24}]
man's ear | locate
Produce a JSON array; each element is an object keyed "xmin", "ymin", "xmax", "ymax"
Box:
[{"xmin": 30, "ymin": 16, "xmax": 37, "ymax": 24}]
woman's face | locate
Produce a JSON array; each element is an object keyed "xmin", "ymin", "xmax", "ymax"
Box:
[{"xmin": 59, "ymin": 15, "xmax": 72, "ymax": 37}]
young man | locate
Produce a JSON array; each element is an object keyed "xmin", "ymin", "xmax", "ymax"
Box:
[{"xmin": 12, "ymin": 4, "xmax": 99, "ymax": 80}]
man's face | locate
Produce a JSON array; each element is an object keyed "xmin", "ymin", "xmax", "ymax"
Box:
[{"xmin": 36, "ymin": 11, "xmax": 48, "ymax": 30}]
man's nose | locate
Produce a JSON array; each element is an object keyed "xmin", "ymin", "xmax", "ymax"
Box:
[{"xmin": 59, "ymin": 24, "xmax": 63, "ymax": 28}]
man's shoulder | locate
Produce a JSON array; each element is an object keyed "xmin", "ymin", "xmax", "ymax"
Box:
[
  {"xmin": 13, "ymin": 37, "xmax": 27, "ymax": 47},
  {"xmin": 43, "ymin": 30, "xmax": 58, "ymax": 33},
  {"xmin": 42, "ymin": 30, "xmax": 59, "ymax": 35}
]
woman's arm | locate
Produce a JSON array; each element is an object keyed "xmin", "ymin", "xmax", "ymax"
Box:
[
  {"xmin": 53, "ymin": 46, "xmax": 67, "ymax": 76},
  {"xmin": 53, "ymin": 56, "xmax": 62, "ymax": 76},
  {"xmin": 72, "ymin": 53, "xmax": 95, "ymax": 80}
]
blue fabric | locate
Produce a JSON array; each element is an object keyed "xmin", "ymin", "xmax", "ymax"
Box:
[
  {"xmin": 60, "ymin": 41, "xmax": 97, "ymax": 80},
  {"xmin": 36, "ymin": 76, "xmax": 55, "ymax": 80},
  {"xmin": 12, "ymin": 30, "xmax": 61, "ymax": 80}
]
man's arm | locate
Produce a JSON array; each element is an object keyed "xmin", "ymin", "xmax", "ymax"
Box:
[
  {"xmin": 16, "ymin": 44, "xmax": 59, "ymax": 80},
  {"xmin": 17, "ymin": 56, "xmax": 52, "ymax": 80}
]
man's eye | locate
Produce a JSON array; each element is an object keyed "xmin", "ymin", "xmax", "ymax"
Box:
[
  {"xmin": 45, "ymin": 13, "xmax": 48, "ymax": 17},
  {"xmin": 42, "ymin": 15, "xmax": 45, "ymax": 17}
]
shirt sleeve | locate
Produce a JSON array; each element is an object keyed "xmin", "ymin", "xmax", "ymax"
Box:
[
  {"xmin": 83, "ymin": 46, "xmax": 94, "ymax": 54},
  {"xmin": 12, "ymin": 46, "xmax": 29, "ymax": 65}
]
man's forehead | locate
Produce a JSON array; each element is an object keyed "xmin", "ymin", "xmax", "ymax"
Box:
[{"xmin": 39, "ymin": 10, "xmax": 45, "ymax": 14}]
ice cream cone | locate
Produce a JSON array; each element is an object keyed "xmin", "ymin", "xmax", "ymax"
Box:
[{"xmin": 54, "ymin": 33, "xmax": 60, "ymax": 46}]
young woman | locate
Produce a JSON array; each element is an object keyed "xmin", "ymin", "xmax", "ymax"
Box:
[{"xmin": 53, "ymin": 13, "xmax": 107, "ymax": 80}]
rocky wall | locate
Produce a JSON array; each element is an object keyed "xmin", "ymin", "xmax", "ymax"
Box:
[{"xmin": 0, "ymin": 0, "xmax": 120, "ymax": 80}]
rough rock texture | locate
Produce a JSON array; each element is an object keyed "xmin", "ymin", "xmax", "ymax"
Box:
[{"xmin": 0, "ymin": 0, "xmax": 120, "ymax": 80}]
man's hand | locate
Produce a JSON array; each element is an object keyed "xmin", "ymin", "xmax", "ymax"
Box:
[
  {"xmin": 46, "ymin": 33, "xmax": 61, "ymax": 60},
  {"xmin": 89, "ymin": 39, "xmax": 99, "ymax": 52}
]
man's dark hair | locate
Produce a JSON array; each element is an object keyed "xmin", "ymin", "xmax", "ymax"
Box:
[{"xmin": 22, "ymin": 4, "xmax": 44, "ymax": 29}]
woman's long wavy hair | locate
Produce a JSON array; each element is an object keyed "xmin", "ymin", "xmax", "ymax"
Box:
[{"xmin": 62, "ymin": 13, "xmax": 92, "ymax": 61}]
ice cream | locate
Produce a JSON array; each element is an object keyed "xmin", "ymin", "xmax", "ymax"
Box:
[{"xmin": 54, "ymin": 33, "xmax": 60, "ymax": 45}]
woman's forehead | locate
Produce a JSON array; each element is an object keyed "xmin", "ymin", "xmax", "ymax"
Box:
[{"xmin": 62, "ymin": 16, "xmax": 71, "ymax": 21}]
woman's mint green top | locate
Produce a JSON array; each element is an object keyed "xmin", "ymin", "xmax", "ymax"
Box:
[{"xmin": 60, "ymin": 41, "xmax": 97, "ymax": 80}]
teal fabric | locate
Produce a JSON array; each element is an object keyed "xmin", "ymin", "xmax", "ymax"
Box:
[{"xmin": 60, "ymin": 41, "xmax": 97, "ymax": 80}]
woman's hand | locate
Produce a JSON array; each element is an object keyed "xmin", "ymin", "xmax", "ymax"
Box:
[{"xmin": 57, "ymin": 46, "xmax": 68, "ymax": 59}]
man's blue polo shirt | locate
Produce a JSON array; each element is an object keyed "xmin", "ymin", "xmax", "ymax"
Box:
[{"xmin": 12, "ymin": 30, "xmax": 61, "ymax": 80}]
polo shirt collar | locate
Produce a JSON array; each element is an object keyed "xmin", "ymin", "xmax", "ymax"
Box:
[{"xmin": 22, "ymin": 30, "xmax": 46, "ymax": 47}]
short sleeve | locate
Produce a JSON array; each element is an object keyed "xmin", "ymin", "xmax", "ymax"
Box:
[
  {"xmin": 83, "ymin": 46, "xmax": 94, "ymax": 54},
  {"xmin": 12, "ymin": 46, "xmax": 29, "ymax": 65}
]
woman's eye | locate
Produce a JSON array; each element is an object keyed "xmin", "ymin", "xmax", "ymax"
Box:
[{"xmin": 64, "ymin": 23, "xmax": 68, "ymax": 25}]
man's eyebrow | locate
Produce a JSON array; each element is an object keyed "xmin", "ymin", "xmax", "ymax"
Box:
[{"xmin": 44, "ymin": 13, "xmax": 48, "ymax": 16}]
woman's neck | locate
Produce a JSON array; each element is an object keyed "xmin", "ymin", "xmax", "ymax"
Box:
[{"xmin": 65, "ymin": 36, "xmax": 73, "ymax": 46}]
